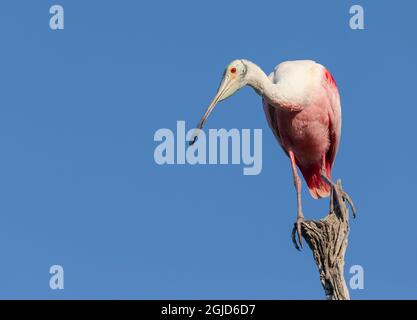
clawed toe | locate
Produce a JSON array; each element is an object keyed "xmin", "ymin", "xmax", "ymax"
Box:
[
  {"xmin": 320, "ymin": 173, "xmax": 356, "ymax": 219},
  {"xmin": 341, "ymin": 190, "xmax": 356, "ymax": 218},
  {"xmin": 291, "ymin": 217, "xmax": 304, "ymax": 251},
  {"xmin": 333, "ymin": 187, "xmax": 356, "ymax": 219}
]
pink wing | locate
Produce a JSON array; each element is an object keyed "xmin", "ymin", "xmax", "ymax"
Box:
[
  {"xmin": 262, "ymin": 98, "xmax": 287, "ymax": 156},
  {"xmin": 323, "ymin": 69, "xmax": 342, "ymax": 176}
]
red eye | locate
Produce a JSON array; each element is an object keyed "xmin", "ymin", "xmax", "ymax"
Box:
[{"xmin": 230, "ymin": 67, "xmax": 237, "ymax": 74}]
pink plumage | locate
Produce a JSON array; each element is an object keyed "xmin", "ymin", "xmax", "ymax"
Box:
[
  {"xmin": 263, "ymin": 64, "xmax": 341, "ymax": 199},
  {"xmin": 192, "ymin": 59, "xmax": 346, "ymax": 248}
]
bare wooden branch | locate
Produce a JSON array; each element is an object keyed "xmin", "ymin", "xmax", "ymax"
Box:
[{"xmin": 300, "ymin": 180, "xmax": 354, "ymax": 300}]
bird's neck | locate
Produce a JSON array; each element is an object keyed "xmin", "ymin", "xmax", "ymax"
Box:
[{"xmin": 243, "ymin": 60, "xmax": 303, "ymax": 111}]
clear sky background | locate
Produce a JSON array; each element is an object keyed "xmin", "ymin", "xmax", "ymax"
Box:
[{"xmin": 0, "ymin": 0, "xmax": 416, "ymax": 299}]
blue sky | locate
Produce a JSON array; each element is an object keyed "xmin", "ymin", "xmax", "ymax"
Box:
[{"xmin": 0, "ymin": 0, "xmax": 416, "ymax": 299}]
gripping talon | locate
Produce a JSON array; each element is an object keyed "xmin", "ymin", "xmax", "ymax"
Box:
[
  {"xmin": 291, "ymin": 217, "xmax": 304, "ymax": 251},
  {"xmin": 320, "ymin": 173, "xmax": 357, "ymax": 219},
  {"xmin": 341, "ymin": 191, "xmax": 356, "ymax": 218},
  {"xmin": 291, "ymin": 226, "xmax": 300, "ymax": 251}
]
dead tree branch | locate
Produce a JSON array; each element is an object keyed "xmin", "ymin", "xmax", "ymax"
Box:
[{"xmin": 300, "ymin": 180, "xmax": 355, "ymax": 300}]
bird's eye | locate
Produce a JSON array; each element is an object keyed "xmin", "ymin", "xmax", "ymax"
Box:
[{"xmin": 230, "ymin": 67, "xmax": 237, "ymax": 74}]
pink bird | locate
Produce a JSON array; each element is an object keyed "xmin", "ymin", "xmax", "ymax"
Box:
[{"xmin": 191, "ymin": 59, "xmax": 354, "ymax": 249}]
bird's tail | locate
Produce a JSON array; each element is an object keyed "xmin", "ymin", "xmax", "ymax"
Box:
[{"xmin": 300, "ymin": 164, "xmax": 332, "ymax": 199}]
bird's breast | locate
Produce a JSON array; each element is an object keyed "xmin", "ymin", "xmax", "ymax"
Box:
[{"xmin": 276, "ymin": 105, "xmax": 330, "ymax": 166}]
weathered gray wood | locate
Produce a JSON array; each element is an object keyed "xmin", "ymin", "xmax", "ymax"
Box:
[{"xmin": 299, "ymin": 180, "xmax": 355, "ymax": 300}]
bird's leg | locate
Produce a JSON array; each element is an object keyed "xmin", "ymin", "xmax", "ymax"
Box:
[
  {"xmin": 289, "ymin": 151, "xmax": 304, "ymax": 251},
  {"xmin": 329, "ymin": 187, "xmax": 334, "ymax": 213},
  {"xmin": 320, "ymin": 170, "xmax": 356, "ymax": 218}
]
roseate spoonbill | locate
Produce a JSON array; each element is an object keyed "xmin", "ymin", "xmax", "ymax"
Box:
[{"xmin": 190, "ymin": 59, "xmax": 355, "ymax": 249}]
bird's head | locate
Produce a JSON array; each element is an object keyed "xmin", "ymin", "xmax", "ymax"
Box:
[
  {"xmin": 216, "ymin": 59, "xmax": 248, "ymax": 100},
  {"xmin": 190, "ymin": 60, "xmax": 248, "ymax": 145}
]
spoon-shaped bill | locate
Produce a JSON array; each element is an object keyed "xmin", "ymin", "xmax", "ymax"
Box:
[{"xmin": 189, "ymin": 77, "xmax": 232, "ymax": 145}]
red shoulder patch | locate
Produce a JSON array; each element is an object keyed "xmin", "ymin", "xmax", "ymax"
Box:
[{"xmin": 324, "ymin": 69, "xmax": 337, "ymax": 88}]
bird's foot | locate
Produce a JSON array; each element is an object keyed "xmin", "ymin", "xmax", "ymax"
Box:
[
  {"xmin": 321, "ymin": 174, "xmax": 357, "ymax": 219},
  {"xmin": 338, "ymin": 188, "xmax": 356, "ymax": 219},
  {"xmin": 291, "ymin": 216, "xmax": 305, "ymax": 251}
]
